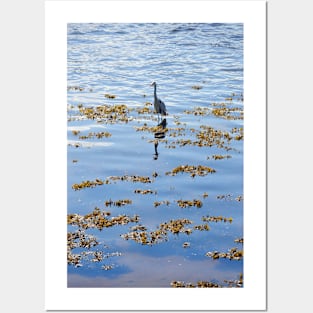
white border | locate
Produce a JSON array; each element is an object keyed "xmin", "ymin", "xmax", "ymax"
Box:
[{"xmin": 45, "ymin": 1, "xmax": 266, "ymax": 310}]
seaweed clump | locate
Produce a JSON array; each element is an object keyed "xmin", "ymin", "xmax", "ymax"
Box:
[
  {"xmin": 166, "ymin": 165, "xmax": 216, "ymax": 177},
  {"xmin": 68, "ymin": 207, "xmax": 139, "ymax": 230},
  {"xmin": 176, "ymin": 199, "xmax": 203, "ymax": 208},
  {"xmin": 121, "ymin": 218, "xmax": 193, "ymax": 245},
  {"xmin": 205, "ymin": 247, "xmax": 243, "ymax": 261},
  {"xmin": 170, "ymin": 273, "xmax": 243, "ymax": 288}
]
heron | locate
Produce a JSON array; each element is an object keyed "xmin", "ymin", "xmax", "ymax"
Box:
[{"xmin": 151, "ymin": 82, "xmax": 167, "ymax": 118}]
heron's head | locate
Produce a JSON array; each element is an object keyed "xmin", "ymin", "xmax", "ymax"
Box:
[{"xmin": 150, "ymin": 82, "xmax": 156, "ymax": 87}]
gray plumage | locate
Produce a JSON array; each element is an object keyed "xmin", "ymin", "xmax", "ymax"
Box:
[{"xmin": 151, "ymin": 82, "xmax": 167, "ymax": 116}]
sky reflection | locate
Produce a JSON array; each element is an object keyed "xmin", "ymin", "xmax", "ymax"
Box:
[{"xmin": 68, "ymin": 252, "xmax": 242, "ymax": 287}]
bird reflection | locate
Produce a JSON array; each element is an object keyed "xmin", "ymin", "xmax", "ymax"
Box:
[{"xmin": 153, "ymin": 118, "xmax": 167, "ymax": 160}]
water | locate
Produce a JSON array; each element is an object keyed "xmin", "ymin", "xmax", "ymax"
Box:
[{"xmin": 67, "ymin": 23, "xmax": 243, "ymax": 288}]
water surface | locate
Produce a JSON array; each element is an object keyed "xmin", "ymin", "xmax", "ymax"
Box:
[{"xmin": 67, "ymin": 23, "xmax": 243, "ymax": 288}]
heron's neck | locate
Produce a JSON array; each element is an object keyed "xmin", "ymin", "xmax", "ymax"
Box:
[{"xmin": 154, "ymin": 85, "xmax": 157, "ymax": 98}]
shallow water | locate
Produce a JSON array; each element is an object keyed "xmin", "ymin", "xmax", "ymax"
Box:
[{"xmin": 67, "ymin": 23, "xmax": 243, "ymax": 287}]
